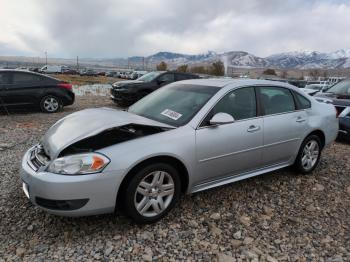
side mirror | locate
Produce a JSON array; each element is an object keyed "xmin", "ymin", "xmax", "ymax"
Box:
[{"xmin": 209, "ymin": 113, "xmax": 234, "ymax": 126}]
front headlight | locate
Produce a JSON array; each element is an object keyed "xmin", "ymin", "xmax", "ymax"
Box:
[{"xmin": 47, "ymin": 153, "xmax": 110, "ymax": 175}]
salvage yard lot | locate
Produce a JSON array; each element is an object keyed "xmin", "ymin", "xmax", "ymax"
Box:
[{"xmin": 0, "ymin": 96, "xmax": 349, "ymax": 261}]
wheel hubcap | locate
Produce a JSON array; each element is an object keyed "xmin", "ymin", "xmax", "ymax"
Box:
[
  {"xmin": 134, "ymin": 171, "xmax": 174, "ymax": 217},
  {"xmin": 301, "ymin": 140, "xmax": 319, "ymax": 171},
  {"xmin": 44, "ymin": 97, "xmax": 59, "ymax": 112}
]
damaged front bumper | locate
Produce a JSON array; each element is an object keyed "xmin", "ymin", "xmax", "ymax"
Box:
[{"xmin": 20, "ymin": 145, "xmax": 125, "ymax": 216}]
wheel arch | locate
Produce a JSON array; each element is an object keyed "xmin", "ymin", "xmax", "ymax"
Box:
[
  {"xmin": 304, "ymin": 129, "xmax": 326, "ymax": 149},
  {"xmin": 115, "ymin": 155, "xmax": 190, "ymax": 210}
]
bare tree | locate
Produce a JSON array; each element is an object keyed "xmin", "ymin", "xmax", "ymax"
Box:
[
  {"xmin": 262, "ymin": 68, "xmax": 277, "ymax": 76},
  {"xmin": 156, "ymin": 61, "xmax": 167, "ymax": 71},
  {"xmin": 189, "ymin": 66, "xmax": 208, "ymax": 74},
  {"xmin": 210, "ymin": 61, "xmax": 225, "ymax": 76},
  {"xmin": 176, "ymin": 64, "xmax": 188, "ymax": 73}
]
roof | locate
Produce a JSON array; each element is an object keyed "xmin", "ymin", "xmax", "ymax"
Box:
[{"xmin": 182, "ymin": 78, "xmax": 298, "ymax": 90}]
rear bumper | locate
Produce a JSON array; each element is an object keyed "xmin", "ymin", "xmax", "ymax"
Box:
[{"xmin": 63, "ymin": 91, "xmax": 75, "ymax": 106}]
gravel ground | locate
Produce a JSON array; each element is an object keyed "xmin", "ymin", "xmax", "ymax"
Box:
[{"xmin": 0, "ymin": 96, "xmax": 349, "ymax": 261}]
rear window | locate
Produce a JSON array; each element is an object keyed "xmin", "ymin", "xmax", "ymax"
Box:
[
  {"xmin": 294, "ymin": 92, "xmax": 311, "ymax": 109},
  {"xmin": 13, "ymin": 73, "xmax": 42, "ymax": 83},
  {"xmin": 259, "ymin": 86, "xmax": 296, "ymax": 115}
]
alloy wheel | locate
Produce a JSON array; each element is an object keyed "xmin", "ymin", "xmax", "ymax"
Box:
[
  {"xmin": 134, "ymin": 171, "xmax": 175, "ymax": 217},
  {"xmin": 43, "ymin": 97, "xmax": 59, "ymax": 112},
  {"xmin": 301, "ymin": 140, "xmax": 319, "ymax": 171}
]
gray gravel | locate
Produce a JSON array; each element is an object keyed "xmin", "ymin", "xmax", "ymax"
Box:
[{"xmin": 0, "ymin": 96, "xmax": 350, "ymax": 261}]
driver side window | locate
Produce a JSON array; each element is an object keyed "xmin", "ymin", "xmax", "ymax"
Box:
[{"xmin": 201, "ymin": 87, "xmax": 257, "ymax": 126}]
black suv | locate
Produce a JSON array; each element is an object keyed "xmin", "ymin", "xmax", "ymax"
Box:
[
  {"xmin": 315, "ymin": 79, "xmax": 350, "ymax": 141},
  {"xmin": 0, "ymin": 70, "xmax": 75, "ymax": 113},
  {"xmin": 110, "ymin": 71, "xmax": 199, "ymax": 106}
]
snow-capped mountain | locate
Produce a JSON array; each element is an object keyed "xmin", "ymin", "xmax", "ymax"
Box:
[
  {"xmin": 220, "ymin": 51, "xmax": 268, "ymax": 68},
  {"xmin": 266, "ymin": 49, "xmax": 350, "ymax": 69},
  {"xmin": 138, "ymin": 49, "xmax": 350, "ymax": 69}
]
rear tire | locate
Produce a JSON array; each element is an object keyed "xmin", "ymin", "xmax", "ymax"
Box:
[
  {"xmin": 40, "ymin": 95, "xmax": 62, "ymax": 113},
  {"xmin": 294, "ymin": 135, "xmax": 322, "ymax": 174},
  {"xmin": 123, "ymin": 163, "xmax": 181, "ymax": 224}
]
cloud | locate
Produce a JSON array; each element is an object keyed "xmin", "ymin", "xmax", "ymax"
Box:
[{"xmin": 0, "ymin": 0, "xmax": 349, "ymax": 58}]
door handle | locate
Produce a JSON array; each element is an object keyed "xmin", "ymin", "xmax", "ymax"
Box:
[
  {"xmin": 296, "ymin": 116, "xmax": 306, "ymax": 123},
  {"xmin": 247, "ymin": 125, "xmax": 260, "ymax": 132}
]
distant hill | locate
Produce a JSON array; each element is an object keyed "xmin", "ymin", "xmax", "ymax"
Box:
[{"xmin": 1, "ymin": 49, "xmax": 350, "ymax": 69}]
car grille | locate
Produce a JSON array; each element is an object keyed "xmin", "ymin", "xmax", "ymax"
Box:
[{"xmin": 27, "ymin": 145, "xmax": 50, "ymax": 171}]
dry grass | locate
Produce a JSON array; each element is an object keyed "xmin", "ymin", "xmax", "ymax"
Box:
[{"xmin": 52, "ymin": 74, "xmax": 124, "ymax": 86}]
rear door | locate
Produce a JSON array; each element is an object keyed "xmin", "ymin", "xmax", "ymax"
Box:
[
  {"xmin": 258, "ymin": 86, "xmax": 308, "ymax": 166},
  {"xmin": 5, "ymin": 72, "xmax": 44, "ymax": 105}
]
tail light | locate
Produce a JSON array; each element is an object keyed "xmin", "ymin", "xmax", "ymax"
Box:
[{"xmin": 57, "ymin": 83, "xmax": 72, "ymax": 90}]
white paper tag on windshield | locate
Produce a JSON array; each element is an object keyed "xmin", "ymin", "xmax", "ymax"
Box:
[{"xmin": 161, "ymin": 109, "xmax": 182, "ymax": 120}]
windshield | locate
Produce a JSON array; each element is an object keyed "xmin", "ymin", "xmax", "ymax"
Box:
[
  {"xmin": 129, "ymin": 83, "xmax": 220, "ymax": 127},
  {"xmin": 327, "ymin": 79, "xmax": 350, "ymax": 95},
  {"xmin": 137, "ymin": 71, "xmax": 162, "ymax": 82}
]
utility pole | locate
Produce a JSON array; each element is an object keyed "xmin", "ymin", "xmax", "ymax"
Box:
[
  {"xmin": 142, "ymin": 57, "xmax": 145, "ymax": 70},
  {"xmin": 76, "ymin": 56, "xmax": 79, "ymax": 70},
  {"xmin": 45, "ymin": 51, "xmax": 47, "ymax": 65}
]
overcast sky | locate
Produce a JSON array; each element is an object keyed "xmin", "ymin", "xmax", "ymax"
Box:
[{"xmin": 1, "ymin": 0, "xmax": 350, "ymax": 58}]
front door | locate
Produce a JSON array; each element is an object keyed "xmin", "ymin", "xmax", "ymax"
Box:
[{"xmin": 194, "ymin": 87, "xmax": 263, "ymax": 185}]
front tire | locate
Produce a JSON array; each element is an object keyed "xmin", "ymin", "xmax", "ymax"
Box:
[
  {"xmin": 123, "ymin": 163, "xmax": 181, "ymax": 224},
  {"xmin": 40, "ymin": 95, "xmax": 62, "ymax": 113},
  {"xmin": 294, "ymin": 135, "xmax": 322, "ymax": 174}
]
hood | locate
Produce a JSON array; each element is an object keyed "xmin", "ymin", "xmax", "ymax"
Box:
[
  {"xmin": 112, "ymin": 80, "xmax": 143, "ymax": 88},
  {"xmin": 314, "ymin": 92, "xmax": 350, "ymax": 106},
  {"xmin": 41, "ymin": 108, "xmax": 173, "ymax": 159}
]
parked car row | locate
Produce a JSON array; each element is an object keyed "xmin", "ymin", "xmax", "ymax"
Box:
[{"xmin": 1, "ymin": 68, "xmax": 349, "ymax": 143}]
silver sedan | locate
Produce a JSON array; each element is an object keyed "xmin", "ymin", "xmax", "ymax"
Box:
[{"xmin": 20, "ymin": 79, "xmax": 338, "ymax": 223}]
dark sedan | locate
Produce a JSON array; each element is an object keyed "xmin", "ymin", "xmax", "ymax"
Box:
[
  {"xmin": 0, "ymin": 70, "xmax": 75, "ymax": 113},
  {"xmin": 315, "ymin": 79, "xmax": 350, "ymax": 141},
  {"xmin": 110, "ymin": 71, "xmax": 199, "ymax": 107}
]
